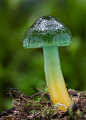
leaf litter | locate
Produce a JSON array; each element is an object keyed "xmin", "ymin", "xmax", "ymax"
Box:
[{"xmin": 0, "ymin": 86, "xmax": 86, "ymax": 120}]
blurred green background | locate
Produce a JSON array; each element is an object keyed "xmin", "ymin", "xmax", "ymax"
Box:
[{"xmin": 0, "ymin": 0, "xmax": 86, "ymax": 113}]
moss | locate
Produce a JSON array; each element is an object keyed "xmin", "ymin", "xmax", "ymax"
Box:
[{"xmin": 0, "ymin": 88, "xmax": 86, "ymax": 120}]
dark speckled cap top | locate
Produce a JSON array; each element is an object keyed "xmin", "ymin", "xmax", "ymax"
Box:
[{"xmin": 23, "ymin": 16, "xmax": 72, "ymax": 48}]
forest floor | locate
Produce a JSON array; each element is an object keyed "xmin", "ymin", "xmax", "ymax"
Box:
[{"xmin": 0, "ymin": 87, "xmax": 86, "ymax": 120}]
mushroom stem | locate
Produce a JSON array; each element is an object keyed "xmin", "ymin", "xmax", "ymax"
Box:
[{"xmin": 43, "ymin": 46, "xmax": 71, "ymax": 111}]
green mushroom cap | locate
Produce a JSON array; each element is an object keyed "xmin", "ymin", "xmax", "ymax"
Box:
[{"xmin": 23, "ymin": 16, "xmax": 72, "ymax": 48}]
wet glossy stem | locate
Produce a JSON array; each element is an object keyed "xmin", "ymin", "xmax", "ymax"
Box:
[{"xmin": 43, "ymin": 46, "xmax": 71, "ymax": 111}]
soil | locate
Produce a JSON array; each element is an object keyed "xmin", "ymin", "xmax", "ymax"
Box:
[{"xmin": 0, "ymin": 87, "xmax": 86, "ymax": 120}]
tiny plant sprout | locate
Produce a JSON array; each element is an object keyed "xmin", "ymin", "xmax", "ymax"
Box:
[{"xmin": 23, "ymin": 16, "xmax": 72, "ymax": 111}]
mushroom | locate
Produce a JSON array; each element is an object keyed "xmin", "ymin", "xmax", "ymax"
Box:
[{"xmin": 23, "ymin": 16, "xmax": 72, "ymax": 111}]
